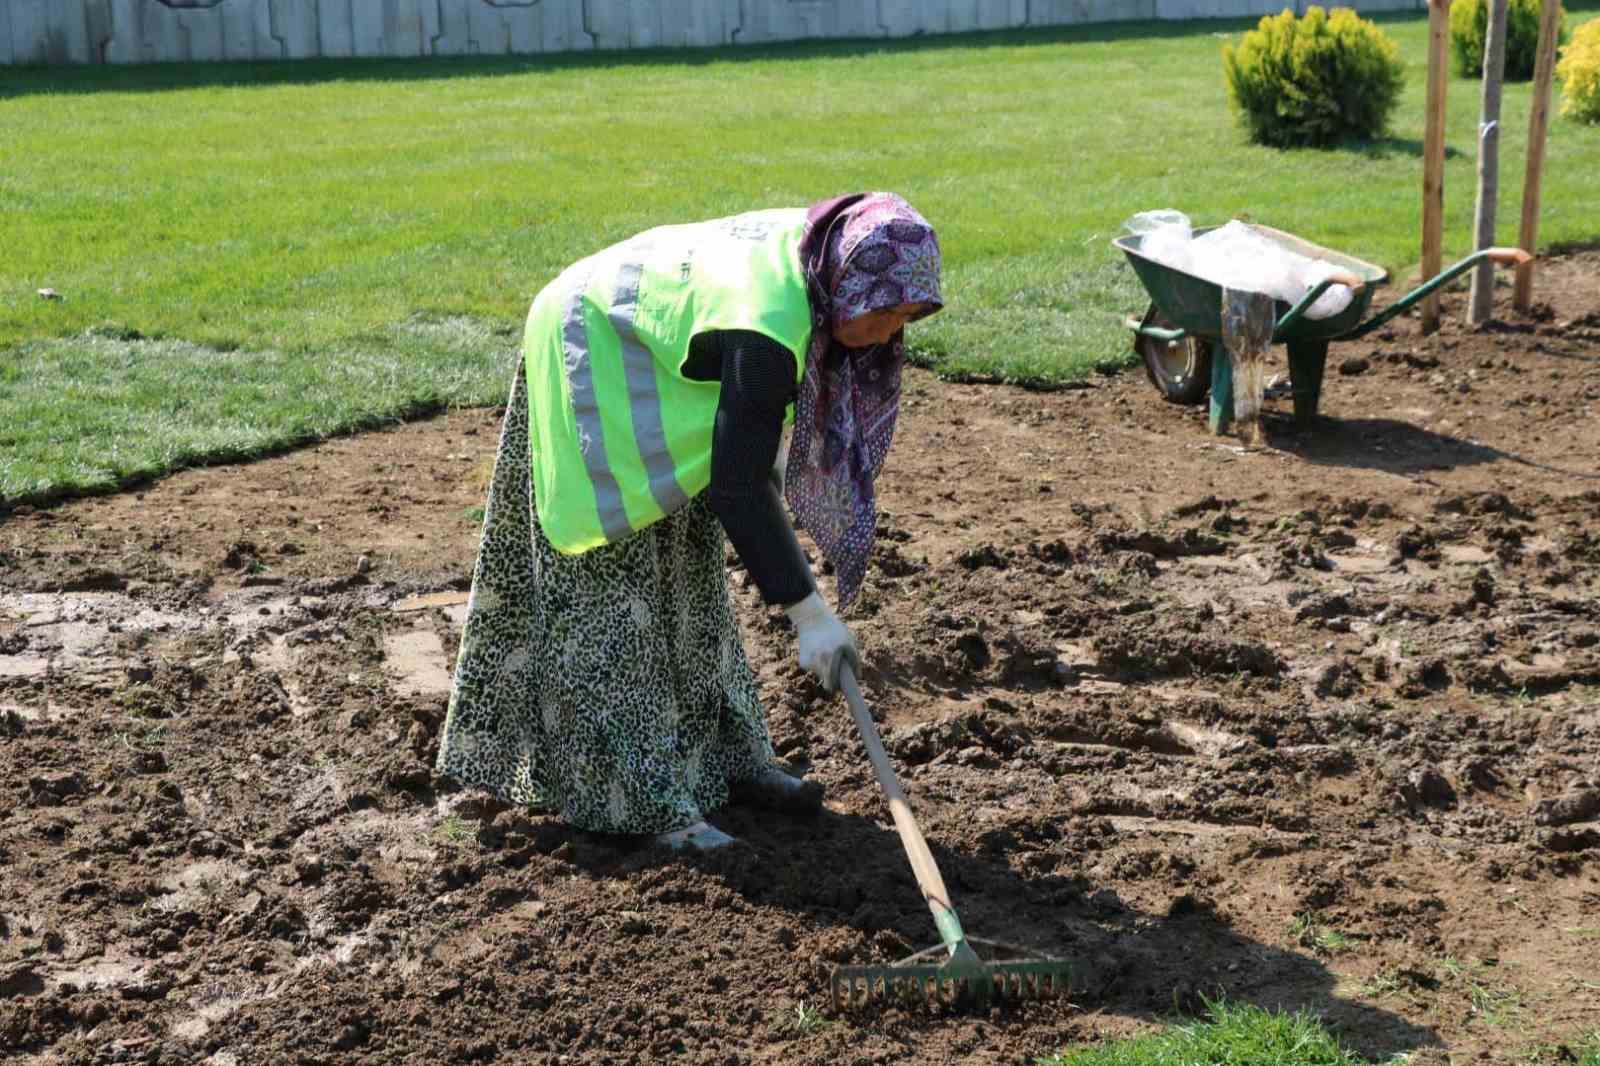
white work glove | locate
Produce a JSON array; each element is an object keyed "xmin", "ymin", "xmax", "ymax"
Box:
[{"xmin": 785, "ymin": 591, "xmax": 858, "ymax": 692}]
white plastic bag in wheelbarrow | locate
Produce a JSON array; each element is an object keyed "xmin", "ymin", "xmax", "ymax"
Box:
[{"xmin": 1122, "ymin": 212, "xmax": 1353, "ymax": 320}]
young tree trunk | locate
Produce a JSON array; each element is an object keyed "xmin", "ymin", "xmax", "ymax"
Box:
[
  {"xmin": 1469, "ymin": 0, "xmax": 1508, "ymax": 325},
  {"xmin": 1514, "ymin": 0, "xmax": 1564, "ymax": 312},
  {"xmin": 1421, "ymin": 0, "xmax": 1452, "ymax": 334}
]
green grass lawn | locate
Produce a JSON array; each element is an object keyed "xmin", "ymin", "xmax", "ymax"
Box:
[
  {"xmin": 3, "ymin": 6, "xmax": 1598, "ymax": 503},
  {"xmin": 1039, "ymin": 1001, "xmax": 1598, "ymax": 1066},
  {"xmin": 1037, "ymin": 1001, "xmax": 1396, "ymax": 1065}
]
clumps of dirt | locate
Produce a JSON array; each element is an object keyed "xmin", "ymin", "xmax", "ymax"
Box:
[
  {"xmin": 1450, "ymin": 567, "xmax": 1497, "ymax": 614},
  {"xmin": 886, "ymin": 709, "xmax": 1031, "ymax": 766},
  {"xmin": 1289, "ymin": 590, "xmax": 1385, "ymax": 627},
  {"xmin": 1092, "ymin": 620, "xmax": 1283, "ymax": 680},
  {"xmin": 888, "ymin": 607, "xmax": 1072, "ymax": 693},
  {"xmin": 955, "ymin": 543, "xmax": 1010, "ymax": 570},
  {"xmin": 221, "ymin": 540, "xmax": 265, "ymax": 571},
  {"xmin": 1533, "ymin": 788, "xmax": 1600, "ymax": 828},
  {"xmin": 1025, "ymin": 538, "xmax": 1076, "ymax": 571},
  {"xmin": 871, "ymin": 542, "xmax": 927, "ymax": 577},
  {"xmin": 1328, "ymin": 497, "xmax": 1395, "ymax": 524},
  {"xmin": 1397, "ymin": 659, "xmax": 1453, "ymax": 700},
  {"xmin": 1168, "ymin": 495, "xmax": 1238, "ymax": 519},
  {"xmin": 1273, "ymin": 535, "xmax": 1333, "ymax": 575},
  {"xmin": 1094, "ymin": 528, "xmax": 1228, "ymax": 559},
  {"xmin": 1393, "ymin": 525, "xmax": 1441, "ymax": 563},
  {"xmin": 1109, "ymin": 849, "xmax": 1197, "ymax": 883},
  {"xmin": 1313, "ymin": 660, "xmax": 1366, "ymax": 698},
  {"xmin": 1398, "ymin": 766, "xmax": 1459, "ymax": 812},
  {"xmin": 1434, "ymin": 491, "xmax": 1534, "ymax": 522},
  {"xmin": 1564, "ymin": 529, "xmax": 1600, "ymax": 565}
]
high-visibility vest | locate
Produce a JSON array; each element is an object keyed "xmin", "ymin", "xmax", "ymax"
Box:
[{"xmin": 525, "ymin": 208, "xmax": 813, "ymax": 554}]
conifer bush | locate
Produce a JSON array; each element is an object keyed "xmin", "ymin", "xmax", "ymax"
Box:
[
  {"xmin": 1556, "ymin": 17, "xmax": 1600, "ymax": 123},
  {"xmin": 1223, "ymin": 7, "xmax": 1404, "ymax": 149},
  {"xmin": 1450, "ymin": 0, "xmax": 1566, "ymax": 81}
]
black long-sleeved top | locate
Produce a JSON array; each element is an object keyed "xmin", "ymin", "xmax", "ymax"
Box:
[{"xmin": 684, "ymin": 330, "xmax": 814, "ymax": 607}]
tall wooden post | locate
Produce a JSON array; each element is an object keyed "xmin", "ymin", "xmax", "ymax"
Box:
[
  {"xmin": 1421, "ymin": 0, "xmax": 1452, "ymax": 333},
  {"xmin": 1514, "ymin": 0, "xmax": 1563, "ymax": 312},
  {"xmin": 1469, "ymin": 0, "xmax": 1508, "ymax": 325}
]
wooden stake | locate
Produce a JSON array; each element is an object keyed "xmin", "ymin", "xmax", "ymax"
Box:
[
  {"xmin": 1514, "ymin": 0, "xmax": 1563, "ymax": 312},
  {"xmin": 1421, "ymin": 0, "xmax": 1452, "ymax": 333},
  {"xmin": 1469, "ymin": 0, "xmax": 1508, "ymax": 325}
]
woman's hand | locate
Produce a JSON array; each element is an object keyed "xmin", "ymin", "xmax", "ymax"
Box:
[{"xmin": 785, "ymin": 591, "xmax": 858, "ymax": 692}]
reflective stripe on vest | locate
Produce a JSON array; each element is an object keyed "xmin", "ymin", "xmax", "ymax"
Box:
[
  {"xmin": 604, "ymin": 251, "xmax": 690, "ymax": 523},
  {"xmin": 559, "ymin": 259, "xmax": 634, "ymax": 544}
]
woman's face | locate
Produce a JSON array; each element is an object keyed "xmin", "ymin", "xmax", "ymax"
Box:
[{"xmin": 831, "ymin": 302, "xmax": 932, "ymax": 349}]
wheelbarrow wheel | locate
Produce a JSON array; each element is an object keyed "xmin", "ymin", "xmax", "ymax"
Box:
[{"xmin": 1135, "ymin": 305, "xmax": 1214, "ymax": 406}]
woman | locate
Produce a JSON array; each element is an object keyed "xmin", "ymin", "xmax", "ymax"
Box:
[{"xmin": 435, "ymin": 192, "xmax": 942, "ymax": 850}]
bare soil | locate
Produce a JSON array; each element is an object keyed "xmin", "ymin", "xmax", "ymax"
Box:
[{"xmin": 3, "ymin": 254, "xmax": 1598, "ymax": 1065}]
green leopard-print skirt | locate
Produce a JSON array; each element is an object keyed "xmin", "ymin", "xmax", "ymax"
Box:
[{"xmin": 435, "ymin": 363, "xmax": 777, "ymax": 835}]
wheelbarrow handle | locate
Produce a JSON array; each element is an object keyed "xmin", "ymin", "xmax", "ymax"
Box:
[
  {"xmin": 1343, "ymin": 245, "xmax": 1535, "ymax": 339},
  {"xmin": 1485, "ymin": 246, "xmax": 1534, "ymax": 268}
]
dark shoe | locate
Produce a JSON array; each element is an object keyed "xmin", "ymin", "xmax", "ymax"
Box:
[{"xmin": 731, "ymin": 766, "xmax": 824, "ymax": 814}]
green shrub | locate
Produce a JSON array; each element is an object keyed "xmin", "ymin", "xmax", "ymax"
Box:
[
  {"xmin": 1557, "ymin": 17, "xmax": 1600, "ymax": 123},
  {"xmin": 1450, "ymin": 0, "xmax": 1566, "ymax": 81},
  {"xmin": 1223, "ymin": 6, "xmax": 1405, "ymax": 149}
]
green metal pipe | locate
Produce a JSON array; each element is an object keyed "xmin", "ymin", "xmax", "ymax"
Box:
[
  {"xmin": 1342, "ymin": 248, "xmax": 1505, "ymax": 340},
  {"xmin": 1127, "ymin": 316, "xmax": 1188, "ymax": 343}
]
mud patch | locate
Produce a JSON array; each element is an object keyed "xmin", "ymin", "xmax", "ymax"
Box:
[{"xmin": 3, "ymin": 253, "xmax": 1600, "ymax": 1063}]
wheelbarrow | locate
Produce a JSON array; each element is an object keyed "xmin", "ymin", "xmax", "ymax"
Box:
[{"xmin": 1114, "ymin": 223, "xmax": 1532, "ymax": 438}]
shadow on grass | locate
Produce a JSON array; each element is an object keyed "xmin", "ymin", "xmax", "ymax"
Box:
[
  {"xmin": 0, "ymin": 5, "xmax": 1526, "ymax": 99},
  {"xmin": 1345, "ymin": 137, "xmax": 1467, "ymax": 161}
]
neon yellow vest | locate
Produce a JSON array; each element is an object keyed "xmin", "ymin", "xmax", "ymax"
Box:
[{"xmin": 525, "ymin": 209, "xmax": 813, "ymax": 554}]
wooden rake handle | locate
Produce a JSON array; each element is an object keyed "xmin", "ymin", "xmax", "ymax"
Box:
[{"xmin": 839, "ymin": 664, "xmax": 964, "ymax": 941}]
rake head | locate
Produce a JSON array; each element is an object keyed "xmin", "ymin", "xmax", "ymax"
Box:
[{"xmin": 830, "ymin": 938, "xmax": 1077, "ymax": 1009}]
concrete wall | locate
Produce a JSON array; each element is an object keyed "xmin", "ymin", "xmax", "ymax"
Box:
[{"xmin": 0, "ymin": 0, "xmax": 1429, "ymax": 68}]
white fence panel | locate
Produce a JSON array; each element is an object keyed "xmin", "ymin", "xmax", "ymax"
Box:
[
  {"xmin": 0, "ymin": 0, "xmax": 1434, "ymax": 67},
  {"xmin": 1029, "ymin": 1, "xmax": 1158, "ymax": 27}
]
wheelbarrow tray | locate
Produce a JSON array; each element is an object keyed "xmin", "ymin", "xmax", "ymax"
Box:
[{"xmin": 1113, "ymin": 224, "xmax": 1389, "ymax": 343}]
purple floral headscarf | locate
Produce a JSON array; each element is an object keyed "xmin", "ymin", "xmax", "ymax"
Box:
[{"xmin": 785, "ymin": 192, "xmax": 943, "ymax": 608}]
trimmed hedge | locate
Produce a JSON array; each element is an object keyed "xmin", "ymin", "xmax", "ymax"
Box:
[
  {"xmin": 1223, "ymin": 6, "xmax": 1404, "ymax": 149},
  {"xmin": 1557, "ymin": 17, "xmax": 1600, "ymax": 123},
  {"xmin": 1450, "ymin": 0, "xmax": 1567, "ymax": 81}
]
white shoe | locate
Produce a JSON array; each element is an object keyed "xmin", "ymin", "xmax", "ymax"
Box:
[{"xmin": 653, "ymin": 820, "xmax": 737, "ymax": 851}]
